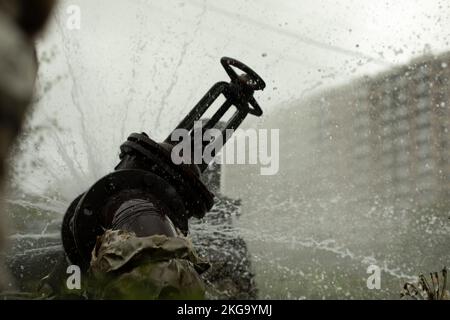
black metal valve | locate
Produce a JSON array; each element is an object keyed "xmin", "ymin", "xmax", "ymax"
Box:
[
  {"xmin": 165, "ymin": 57, "xmax": 266, "ymax": 171},
  {"xmin": 61, "ymin": 57, "xmax": 266, "ymax": 270}
]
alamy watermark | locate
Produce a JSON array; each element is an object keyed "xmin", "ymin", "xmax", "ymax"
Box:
[
  {"xmin": 366, "ymin": 264, "xmax": 381, "ymax": 290},
  {"xmin": 66, "ymin": 5, "xmax": 81, "ymax": 30},
  {"xmin": 66, "ymin": 265, "xmax": 81, "ymax": 290},
  {"xmin": 169, "ymin": 121, "xmax": 280, "ymax": 176}
]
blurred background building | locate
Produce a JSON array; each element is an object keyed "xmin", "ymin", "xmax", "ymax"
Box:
[
  {"xmin": 309, "ymin": 51, "xmax": 450, "ymax": 209},
  {"xmin": 223, "ymin": 52, "xmax": 450, "ymax": 299}
]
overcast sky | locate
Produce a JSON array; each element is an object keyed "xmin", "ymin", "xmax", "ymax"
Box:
[{"xmin": 20, "ymin": 0, "xmax": 450, "ymax": 199}]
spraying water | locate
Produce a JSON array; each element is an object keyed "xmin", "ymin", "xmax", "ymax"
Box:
[{"xmin": 5, "ymin": 1, "xmax": 450, "ymax": 299}]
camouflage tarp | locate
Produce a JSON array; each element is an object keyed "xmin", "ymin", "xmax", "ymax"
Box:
[{"xmin": 87, "ymin": 230, "xmax": 210, "ymax": 300}]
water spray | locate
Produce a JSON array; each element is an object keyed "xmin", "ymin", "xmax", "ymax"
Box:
[{"xmin": 61, "ymin": 57, "xmax": 266, "ymax": 270}]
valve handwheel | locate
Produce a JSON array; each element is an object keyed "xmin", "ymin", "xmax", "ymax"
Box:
[
  {"xmin": 221, "ymin": 57, "xmax": 266, "ymax": 91},
  {"xmin": 220, "ymin": 57, "xmax": 266, "ymax": 116}
]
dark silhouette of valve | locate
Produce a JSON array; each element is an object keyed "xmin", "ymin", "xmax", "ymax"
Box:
[{"xmin": 165, "ymin": 57, "xmax": 266, "ymax": 172}]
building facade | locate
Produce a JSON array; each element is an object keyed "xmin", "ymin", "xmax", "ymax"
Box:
[{"xmin": 310, "ymin": 52, "xmax": 450, "ymax": 208}]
